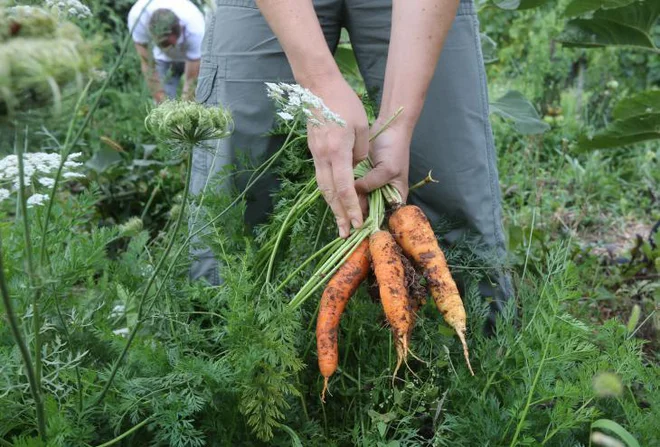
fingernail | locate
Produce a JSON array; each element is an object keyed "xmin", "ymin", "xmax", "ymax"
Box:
[
  {"xmin": 339, "ymin": 227, "xmax": 347, "ymax": 238},
  {"xmin": 351, "ymin": 219, "xmax": 361, "ymax": 229}
]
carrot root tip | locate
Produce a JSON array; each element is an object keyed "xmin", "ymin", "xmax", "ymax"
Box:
[
  {"xmin": 457, "ymin": 331, "xmax": 475, "ymax": 376},
  {"xmin": 321, "ymin": 377, "xmax": 330, "ymax": 403}
]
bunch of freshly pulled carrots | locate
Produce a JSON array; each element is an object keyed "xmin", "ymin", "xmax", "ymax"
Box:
[
  {"xmin": 259, "ymin": 108, "xmax": 473, "ymax": 402},
  {"xmin": 315, "ymin": 186, "xmax": 474, "ymax": 402}
]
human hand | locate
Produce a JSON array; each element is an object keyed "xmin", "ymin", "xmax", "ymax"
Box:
[
  {"xmin": 153, "ymin": 90, "xmax": 166, "ymax": 104},
  {"xmin": 354, "ymin": 119, "xmax": 412, "ymax": 205},
  {"xmin": 306, "ymin": 75, "xmax": 369, "ymax": 238}
]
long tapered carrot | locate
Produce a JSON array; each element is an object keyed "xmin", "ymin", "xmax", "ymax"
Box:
[
  {"xmin": 316, "ymin": 238, "xmax": 370, "ymax": 402},
  {"xmin": 369, "ymin": 230, "xmax": 413, "ymax": 381},
  {"xmin": 388, "ymin": 205, "xmax": 474, "ymax": 376}
]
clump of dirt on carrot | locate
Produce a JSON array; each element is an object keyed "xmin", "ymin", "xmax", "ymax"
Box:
[
  {"xmin": 369, "ymin": 230, "xmax": 414, "ymax": 381},
  {"xmin": 388, "ymin": 204, "xmax": 474, "ymax": 376},
  {"xmin": 316, "ymin": 238, "xmax": 371, "ymax": 402}
]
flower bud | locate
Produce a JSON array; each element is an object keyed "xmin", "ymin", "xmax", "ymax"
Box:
[
  {"xmin": 144, "ymin": 100, "xmax": 233, "ymax": 146},
  {"xmin": 592, "ymin": 372, "xmax": 623, "ymax": 398},
  {"xmin": 169, "ymin": 204, "xmax": 182, "ymax": 221},
  {"xmin": 119, "ymin": 217, "xmax": 143, "ymax": 237}
]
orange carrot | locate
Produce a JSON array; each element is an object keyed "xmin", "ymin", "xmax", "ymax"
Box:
[
  {"xmin": 316, "ymin": 238, "xmax": 370, "ymax": 402},
  {"xmin": 369, "ymin": 230, "xmax": 413, "ymax": 381},
  {"xmin": 388, "ymin": 205, "xmax": 474, "ymax": 376}
]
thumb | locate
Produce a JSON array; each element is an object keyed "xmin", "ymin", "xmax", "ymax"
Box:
[{"xmin": 354, "ymin": 164, "xmax": 393, "ymax": 195}]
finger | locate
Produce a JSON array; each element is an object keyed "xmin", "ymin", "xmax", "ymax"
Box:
[
  {"xmin": 353, "ymin": 120, "xmax": 369, "ymax": 166},
  {"xmin": 358, "ymin": 192, "xmax": 368, "ymax": 218},
  {"xmin": 314, "ymin": 158, "xmax": 350, "ymax": 239},
  {"xmin": 354, "ymin": 163, "xmax": 396, "ymax": 195},
  {"xmin": 331, "ymin": 153, "xmax": 363, "ymax": 231}
]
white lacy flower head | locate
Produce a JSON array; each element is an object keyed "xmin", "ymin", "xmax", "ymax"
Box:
[
  {"xmin": 26, "ymin": 193, "xmax": 49, "ymax": 208},
  {"xmin": 0, "ymin": 152, "xmax": 86, "ymax": 205},
  {"xmin": 265, "ymin": 82, "xmax": 346, "ymax": 127},
  {"xmin": 112, "ymin": 327, "xmax": 130, "ymax": 337},
  {"xmin": 44, "ymin": 0, "xmax": 92, "ymax": 19}
]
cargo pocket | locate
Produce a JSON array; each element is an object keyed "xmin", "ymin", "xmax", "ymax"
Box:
[{"xmin": 195, "ymin": 63, "xmax": 217, "ymax": 105}]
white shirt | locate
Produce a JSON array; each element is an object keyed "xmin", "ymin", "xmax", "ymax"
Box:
[{"xmin": 127, "ymin": 0, "xmax": 205, "ymax": 62}]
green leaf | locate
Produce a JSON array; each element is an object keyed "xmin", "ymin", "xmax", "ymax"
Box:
[
  {"xmin": 438, "ymin": 323, "xmax": 456, "ymax": 337},
  {"xmin": 612, "ymin": 90, "xmax": 660, "ymax": 120},
  {"xmin": 558, "ymin": 1, "xmax": 660, "ymax": 50},
  {"xmin": 481, "ymin": 33, "xmax": 499, "ymax": 64},
  {"xmin": 493, "ymin": 0, "xmax": 521, "ymax": 9},
  {"xmin": 334, "ymin": 45, "xmax": 363, "ymax": 92},
  {"xmin": 518, "ymin": 0, "xmax": 553, "ymax": 9},
  {"xmin": 564, "ymin": 0, "xmax": 637, "ymax": 18},
  {"xmin": 377, "ymin": 421, "xmax": 387, "ymax": 438},
  {"xmin": 490, "ymin": 90, "xmax": 551, "ymax": 135},
  {"xmin": 279, "ymin": 424, "xmax": 303, "ymax": 447},
  {"xmin": 578, "ymin": 112, "xmax": 660, "ymax": 149},
  {"xmin": 591, "ymin": 419, "xmax": 641, "ymax": 447},
  {"xmin": 578, "ymin": 90, "xmax": 660, "ymax": 150},
  {"xmin": 626, "ymin": 304, "xmax": 641, "ymax": 334},
  {"xmin": 85, "ymin": 145, "xmax": 124, "ymax": 173},
  {"xmin": 493, "ymin": 0, "xmax": 552, "ymax": 10}
]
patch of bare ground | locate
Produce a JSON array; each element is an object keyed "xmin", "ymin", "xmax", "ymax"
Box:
[{"xmin": 552, "ymin": 208, "xmax": 655, "ymax": 259}]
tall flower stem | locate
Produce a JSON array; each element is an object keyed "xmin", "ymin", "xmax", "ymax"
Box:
[
  {"xmin": 0, "ymin": 235, "xmax": 46, "ymax": 441},
  {"xmin": 34, "ymin": 9, "xmax": 154, "ymax": 414},
  {"xmin": 14, "ymin": 130, "xmax": 47, "ymax": 441},
  {"xmin": 38, "ymin": 78, "xmax": 93, "ymax": 268},
  {"xmin": 39, "ymin": 0, "xmax": 157, "ymax": 267},
  {"xmin": 89, "ymin": 146, "xmax": 194, "ymax": 409}
]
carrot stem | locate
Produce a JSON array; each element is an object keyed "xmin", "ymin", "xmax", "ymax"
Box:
[
  {"xmin": 289, "ymin": 225, "xmax": 370, "ymax": 309},
  {"xmin": 369, "ymin": 107, "xmax": 404, "ymax": 142},
  {"xmin": 275, "ymin": 237, "xmax": 343, "ymax": 293},
  {"xmin": 409, "ymin": 170, "xmax": 439, "ymax": 192},
  {"xmin": 265, "ymin": 181, "xmax": 319, "ymax": 282}
]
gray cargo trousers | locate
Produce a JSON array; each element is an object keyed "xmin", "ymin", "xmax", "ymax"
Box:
[{"xmin": 191, "ymin": 0, "xmax": 513, "ymax": 311}]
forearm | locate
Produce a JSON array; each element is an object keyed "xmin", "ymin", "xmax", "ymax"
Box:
[
  {"xmin": 183, "ymin": 59, "xmax": 200, "ymax": 99},
  {"xmin": 379, "ymin": 0, "xmax": 460, "ymax": 130},
  {"xmin": 135, "ymin": 44, "xmax": 164, "ymax": 99},
  {"xmin": 255, "ymin": 0, "xmax": 341, "ymax": 88}
]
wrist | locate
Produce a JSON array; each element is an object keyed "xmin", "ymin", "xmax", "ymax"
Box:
[
  {"xmin": 294, "ymin": 60, "xmax": 343, "ymax": 92},
  {"xmin": 377, "ymin": 100, "xmax": 422, "ymax": 133},
  {"xmin": 373, "ymin": 110, "xmax": 416, "ymax": 143}
]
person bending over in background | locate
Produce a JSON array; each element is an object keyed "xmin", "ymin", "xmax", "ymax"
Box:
[
  {"xmin": 127, "ymin": 0, "xmax": 205, "ymax": 104},
  {"xmin": 191, "ymin": 0, "xmax": 513, "ymax": 321}
]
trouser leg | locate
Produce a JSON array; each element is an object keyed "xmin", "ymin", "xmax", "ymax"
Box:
[
  {"xmin": 189, "ymin": 0, "xmax": 343, "ymax": 284},
  {"xmin": 346, "ymin": 0, "xmax": 513, "ymax": 312}
]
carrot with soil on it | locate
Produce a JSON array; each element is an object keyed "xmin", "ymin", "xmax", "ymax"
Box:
[
  {"xmin": 316, "ymin": 238, "xmax": 371, "ymax": 402},
  {"xmin": 369, "ymin": 230, "xmax": 414, "ymax": 382},
  {"xmin": 388, "ymin": 204, "xmax": 474, "ymax": 376}
]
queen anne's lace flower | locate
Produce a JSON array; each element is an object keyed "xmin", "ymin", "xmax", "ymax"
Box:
[
  {"xmin": 0, "ymin": 152, "xmax": 86, "ymax": 205},
  {"xmin": 26, "ymin": 193, "xmax": 49, "ymax": 208},
  {"xmin": 45, "ymin": 0, "xmax": 92, "ymax": 19},
  {"xmin": 39, "ymin": 177, "xmax": 56, "ymax": 187},
  {"xmin": 145, "ymin": 100, "xmax": 233, "ymax": 147},
  {"xmin": 265, "ymin": 82, "xmax": 345, "ymax": 127}
]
